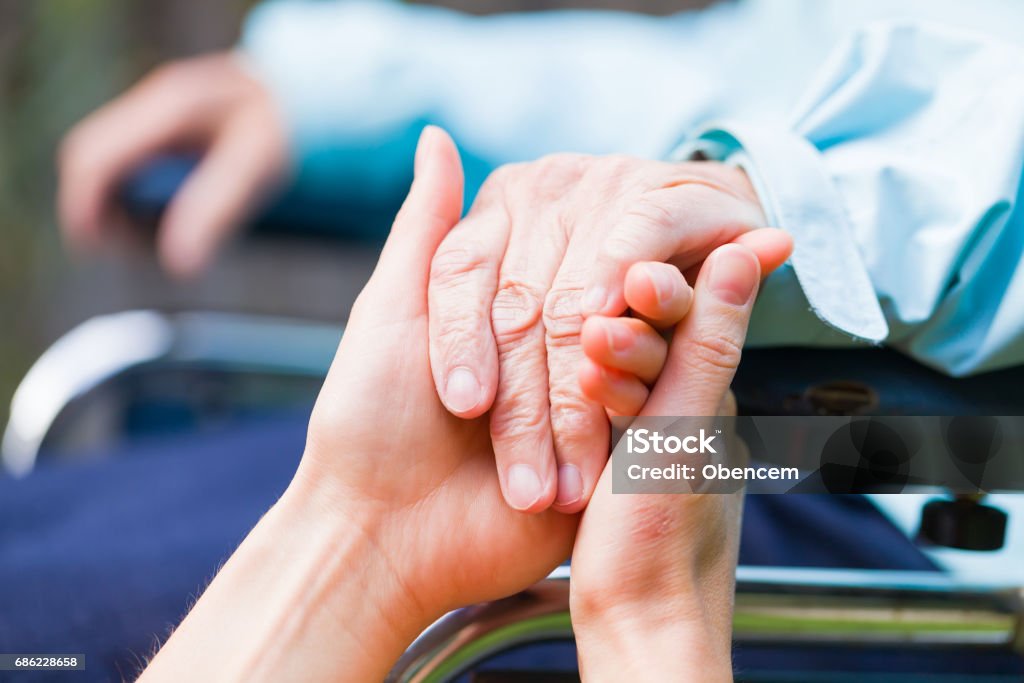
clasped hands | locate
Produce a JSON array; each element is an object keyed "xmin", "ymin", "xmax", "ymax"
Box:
[{"xmin": 139, "ymin": 127, "xmax": 791, "ymax": 682}]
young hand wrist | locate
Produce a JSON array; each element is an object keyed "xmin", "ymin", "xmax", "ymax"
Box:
[
  {"xmin": 572, "ymin": 602, "xmax": 732, "ymax": 682},
  {"xmin": 573, "ymin": 614, "xmax": 733, "ymax": 683},
  {"xmin": 147, "ymin": 463, "xmax": 436, "ymax": 682},
  {"xmin": 282, "ymin": 459, "xmax": 440, "ymax": 630}
]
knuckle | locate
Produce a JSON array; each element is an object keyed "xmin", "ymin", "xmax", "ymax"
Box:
[
  {"xmin": 490, "ymin": 397, "xmax": 549, "ymax": 443},
  {"xmin": 596, "ymin": 195, "xmax": 682, "ymax": 271},
  {"xmin": 548, "ymin": 390, "xmax": 593, "ymax": 438},
  {"xmin": 579, "ymin": 154, "xmax": 638, "ymax": 197},
  {"xmin": 678, "ymin": 333, "xmax": 744, "ymax": 375},
  {"xmin": 433, "ymin": 313, "xmax": 483, "ymax": 356},
  {"xmin": 528, "ymin": 153, "xmax": 587, "ymax": 196},
  {"xmin": 542, "ymin": 286, "xmax": 585, "ymax": 347},
  {"xmin": 491, "ymin": 279, "xmax": 544, "ymax": 349},
  {"xmin": 600, "ymin": 229, "xmax": 644, "ymax": 266},
  {"xmin": 470, "ymin": 165, "xmax": 519, "ymax": 211},
  {"xmin": 491, "ymin": 162, "xmax": 522, "ymax": 182},
  {"xmin": 481, "ymin": 163, "xmax": 518, "ymax": 193},
  {"xmin": 428, "ymin": 248, "xmax": 493, "ymax": 351},
  {"xmin": 627, "ymin": 195, "xmax": 678, "ymax": 232},
  {"xmin": 592, "ymin": 153, "xmax": 636, "ymax": 180},
  {"xmin": 535, "ymin": 152, "xmax": 587, "ymax": 175},
  {"xmin": 429, "ymin": 245, "xmax": 492, "ymax": 291}
]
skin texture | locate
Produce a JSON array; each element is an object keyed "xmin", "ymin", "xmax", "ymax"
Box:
[
  {"xmin": 57, "ymin": 52, "xmax": 289, "ymax": 278},
  {"xmin": 139, "ymin": 126, "xmax": 577, "ymax": 682},
  {"xmin": 298, "ymin": 128, "xmax": 580, "ymax": 618},
  {"xmin": 137, "ymin": 128, "xmax": 775, "ymax": 681},
  {"xmin": 426, "ymin": 155, "xmax": 785, "ymax": 514},
  {"xmin": 573, "ymin": 244, "xmax": 766, "ymax": 683},
  {"xmin": 581, "ymin": 234, "xmax": 791, "ymax": 415},
  {"xmin": 56, "ymin": 55, "xmax": 791, "ymax": 517}
]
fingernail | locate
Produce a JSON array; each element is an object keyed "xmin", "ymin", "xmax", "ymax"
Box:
[
  {"xmin": 445, "ymin": 366, "xmax": 482, "ymax": 413},
  {"xmin": 646, "ymin": 264, "xmax": 678, "ymax": 306},
  {"xmin": 708, "ymin": 246, "xmax": 758, "ymax": 306},
  {"xmin": 582, "ymin": 285, "xmax": 607, "ymax": 314},
  {"xmin": 414, "ymin": 125, "xmax": 437, "ymax": 177},
  {"xmin": 555, "ymin": 464, "xmax": 583, "ymax": 506},
  {"xmin": 507, "ymin": 464, "xmax": 544, "ymax": 510},
  {"xmin": 605, "ymin": 322, "xmax": 632, "ymax": 352}
]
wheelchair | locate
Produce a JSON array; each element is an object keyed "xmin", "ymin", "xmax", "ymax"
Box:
[{"xmin": 4, "ymin": 158, "xmax": 1023, "ymax": 681}]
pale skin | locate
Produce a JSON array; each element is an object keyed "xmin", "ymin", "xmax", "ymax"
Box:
[
  {"xmin": 580, "ymin": 240, "xmax": 790, "ymax": 416},
  {"xmin": 571, "ymin": 245, "xmax": 768, "ymax": 682},
  {"xmin": 59, "ymin": 63, "xmax": 790, "ymax": 674},
  {"xmin": 136, "ymin": 127, "xmax": 784, "ymax": 682},
  {"xmin": 426, "ymin": 154, "xmax": 787, "ymax": 513},
  {"xmin": 57, "ymin": 54, "xmax": 789, "ymax": 516}
]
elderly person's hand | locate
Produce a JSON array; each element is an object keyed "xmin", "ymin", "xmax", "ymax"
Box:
[
  {"xmin": 571, "ymin": 242, "xmax": 762, "ymax": 682},
  {"xmin": 427, "ymin": 154, "xmax": 786, "ymax": 513},
  {"xmin": 58, "ymin": 53, "xmax": 289, "ymax": 278},
  {"xmin": 139, "ymin": 128, "xmax": 576, "ymax": 682}
]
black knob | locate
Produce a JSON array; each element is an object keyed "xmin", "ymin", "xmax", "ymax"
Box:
[{"xmin": 917, "ymin": 498, "xmax": 1008, "ymax": 551}]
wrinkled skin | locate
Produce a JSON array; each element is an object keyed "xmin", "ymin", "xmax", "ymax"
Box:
[{"xmin": 427, "ymin": 154, "xmax": 771, "ymax": 513}]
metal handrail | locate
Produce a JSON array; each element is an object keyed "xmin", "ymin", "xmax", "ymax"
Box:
[
  {"xmin": 387, "ymin": 566, "xmax": 1024, "ymax": 682},
  {"xmin": 1, "ymin": 310, "xmax": 341, "ymax": 476}
]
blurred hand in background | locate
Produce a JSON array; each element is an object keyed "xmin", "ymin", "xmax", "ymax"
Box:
[{"xmin": 57, "ymin": 52, "xmax": 289, "ymax": 278}]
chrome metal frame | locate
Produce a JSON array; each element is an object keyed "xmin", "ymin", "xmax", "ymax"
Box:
[
  {"xmin": 9, "ymin": 313, "xmax": 1024, "ymax": 681},
  {"xmin": 1, "ymin": 310, "xmax": 342, "ymax": 477},
  {"xmin": 387, "ymin": 566, "xmax": 1024, "ymax": 682}
]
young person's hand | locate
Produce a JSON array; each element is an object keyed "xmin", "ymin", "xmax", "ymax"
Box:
[
  {"xmin": 427, "ymin": 155, "xmax": 787, "ymax": 513},
  {"xmin": 578, "ymin": 260, "xmax": 696, "ymax": 415},
  {"xmin": 58, "ymin": 52, "xmax": 289, "ymax": 277},
  {"xmin": 580, "ymin": 228, "xmax": 789, "ymax": 415},
  {"xmin": 571, "ymin": 243, "xmax": 765, "ymax": 683},
  {"xmin": 300, "ymin": 126, "xmax": 577, "ymax": 616},
  {"xmin": 140, "ymin": 128, "xmax": 575, "ymax": 682}
]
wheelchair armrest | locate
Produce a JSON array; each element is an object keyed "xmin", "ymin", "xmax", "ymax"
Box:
[{"xmin": 2, "ymin": 310, "xmax": 341, "ymax": 476}]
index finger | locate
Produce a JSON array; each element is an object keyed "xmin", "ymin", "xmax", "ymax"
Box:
[{"xmin": 580, "ymin": 169, "xmax": 766, "ymax": 318}]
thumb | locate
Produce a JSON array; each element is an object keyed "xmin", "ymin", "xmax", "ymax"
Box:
[
  {"xmin": 643, "ymin": 243, "xmax": 760, "ymax": 417},
  {"xmin": 361, "ymin": 126, "xmax": 465, "ymax": 319}
]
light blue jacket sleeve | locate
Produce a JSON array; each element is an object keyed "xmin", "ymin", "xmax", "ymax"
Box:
[
  {"xmin": 677, "ymin": 21, "xmax": 1024, "ymax": 375},
  {"xmin": 242, "ymin": 2, "xmax": 1024, "ymax": 376},
  {"xmin": 238, "ymin": 0, "xmax": 765, "ymax": 204}
]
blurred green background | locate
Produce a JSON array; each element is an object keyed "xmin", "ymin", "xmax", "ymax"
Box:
[
  {"xmin": 0, "ymin": 0, "xmax": 699, "ymax": 429},
  {"xmin": 0, "ymin": 0, "xmax": 253, "ymax": 427}
]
